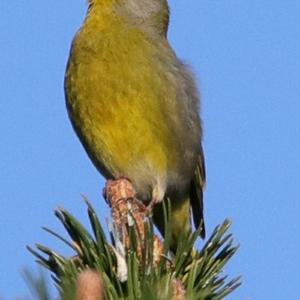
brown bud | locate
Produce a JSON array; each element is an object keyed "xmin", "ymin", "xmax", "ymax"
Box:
[
  {"xmin": 75, "ymin": 269, "xmax": 104, "ymax": 300},
  {"xmin": 172, "ymin": 278, "xmax": 186, "ymax": 300}
]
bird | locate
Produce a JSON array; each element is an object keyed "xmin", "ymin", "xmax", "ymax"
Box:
[{"xmin": 64, "ymin": 0, "xmax": 206, "ymax": 249}]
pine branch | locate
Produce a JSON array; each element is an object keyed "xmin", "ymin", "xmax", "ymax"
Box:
[{"xmin": 27, "ymin": 180, "xmax": 241, "ymax": 299}]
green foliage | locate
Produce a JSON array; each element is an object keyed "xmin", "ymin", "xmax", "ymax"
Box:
[
  {"xmin": 27, "ymin": 200, "xmax": 241, "ymax": 299},
  {"xmin": 23, "ymin": 269, "xmax": 52, "ymax": 300}
]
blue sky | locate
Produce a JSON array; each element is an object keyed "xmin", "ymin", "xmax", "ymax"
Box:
[{"xmin": 1, "ymin": 0, "xmax": 300, "ymax": 299}]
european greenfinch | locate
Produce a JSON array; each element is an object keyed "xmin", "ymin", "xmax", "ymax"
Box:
[{"xmin": 64, "ymin": 0, "xmax": 206, "ymax": 248}]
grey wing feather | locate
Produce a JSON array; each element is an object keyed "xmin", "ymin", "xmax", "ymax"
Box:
[{"xmin": 190, "ymin": 145, "xmax": 206, "ymax": 238}]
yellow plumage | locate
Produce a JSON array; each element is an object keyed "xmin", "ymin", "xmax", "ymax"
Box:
[{"xmin": 65, "ymin": 0, "xmax": 205, "ymax": 248}]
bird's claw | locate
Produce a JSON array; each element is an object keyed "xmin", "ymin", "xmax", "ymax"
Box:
[{"xmin": 146, "ymin": 197, "xmax": 157, "ymax": 215}]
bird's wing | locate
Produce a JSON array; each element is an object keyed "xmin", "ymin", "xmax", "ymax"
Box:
[{"xmin": 190, "ymin": 145, "xmax": 206, "ymax": 238}]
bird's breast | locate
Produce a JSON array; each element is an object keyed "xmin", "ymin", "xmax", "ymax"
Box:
[{"xmin": 65, "ymin": 25, "xmax": 199, "ymax": 201}]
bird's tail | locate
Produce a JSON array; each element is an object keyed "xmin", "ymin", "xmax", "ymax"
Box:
[
  {"xmin": 153, "ymin": 146, "xmax": 206, "ymax": 250},
  {"xmin": 152, "ymin": 196, "xmax": 191, "ymax": 251}
]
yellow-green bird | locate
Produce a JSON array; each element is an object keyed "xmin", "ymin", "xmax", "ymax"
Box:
[{"xmin": 64, "ymin": 0, "xmax": 206, "ymax": 248}]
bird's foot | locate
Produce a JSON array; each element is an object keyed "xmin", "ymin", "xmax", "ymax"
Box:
[
  {"xmin": 146, "ymin": 197, "xmax": 158, "ymax": 214},
  {"xmin": 145, "ymin": 182, "xmax": 164, "ymax": 214}
]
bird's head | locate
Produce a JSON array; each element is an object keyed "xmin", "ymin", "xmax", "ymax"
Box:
[
  {"xmin": 87, "ymin": 0, "xmax": 170, "ymax": 36},
  {"xmin": 124, "ymin": 0, "xmax": 170, "ymax": 36}
]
